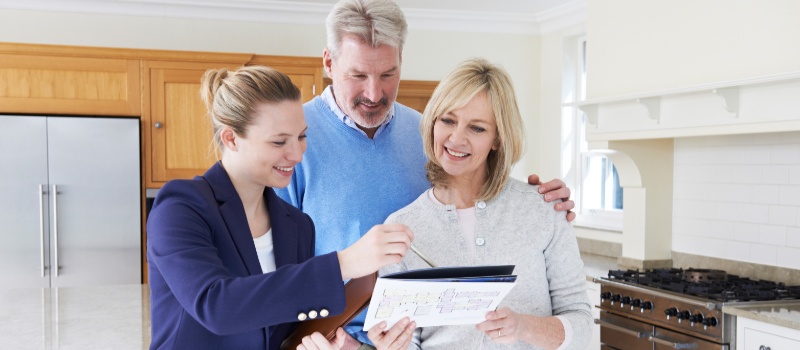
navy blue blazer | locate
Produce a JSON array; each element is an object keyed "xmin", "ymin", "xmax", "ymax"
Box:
[{"xmin": 147, "ymin": 163, "xmax": 346, "ymax": 350}]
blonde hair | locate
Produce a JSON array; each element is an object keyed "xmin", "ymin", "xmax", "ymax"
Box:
[
  {"xmin": 200, "ymin": 66, "xmax": 301, "ymax": 153},
  {"xmin": 326, "ymin": 0, "xmax": 407, "ymax": 58},
  {"xmin": 421, "ymin": 58, "xmax": 525, "ymax": 202}
]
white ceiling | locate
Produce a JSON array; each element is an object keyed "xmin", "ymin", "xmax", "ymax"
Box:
[
  {"xmin": 0, "ymin": 0, "xmax": 587, "ymax": 34},
  {"xmin": 285, "ymin": 0, "xmax": 573, "ymax": 15}
]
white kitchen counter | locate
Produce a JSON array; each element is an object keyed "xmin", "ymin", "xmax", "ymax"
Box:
[
  {"xmin": 723, "ymin": 300, "xmax": 800, "ymax": 331},
  {"xmin": 0, "ymin": 284, "xmax": 151, "ymax": 350}
]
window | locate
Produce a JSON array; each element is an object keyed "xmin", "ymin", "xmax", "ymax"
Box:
[{"xmin": 562, "ymin": 37, "xmax": 623, "ymax": 231}]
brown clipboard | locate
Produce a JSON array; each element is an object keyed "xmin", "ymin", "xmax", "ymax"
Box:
[{"xmin": 280, "ymin": 272, "xmax": 378, "ymax": 350}]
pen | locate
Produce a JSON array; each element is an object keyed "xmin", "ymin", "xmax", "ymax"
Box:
[{"xmin": 410, "ymin": 243, "xmax": 438, "ymax": 268}]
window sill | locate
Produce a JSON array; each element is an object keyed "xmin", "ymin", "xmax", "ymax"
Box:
[{"xmin": 573, "ymin": 218, "xmax": 623, "ymax": 233}]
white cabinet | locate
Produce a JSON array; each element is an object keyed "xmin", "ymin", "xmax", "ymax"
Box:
[
  {"xmin": 586, "ymin": 280, "xmax": 601, "ymax": 350},
  {"xmin": 737, "ymin": 317, "xmax": 800, "ymax": 350}
]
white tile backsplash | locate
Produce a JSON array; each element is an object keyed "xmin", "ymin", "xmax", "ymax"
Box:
[
  {"xmin": 750, "ymin": 244, "xmax": 778, "ymax": 265},
  {"xmin": 768, "ymin": 206, "xmax": 796, "ymax": 226},
  {"xmin": 771, "ymin": 144, "xmax": 799, "ymax": 164},
  {"xmin": 674, "ymin": 131, "xmax": 800, "ymax": 268},
  {"xmin": 734, "ymin": 165, "xmax": 762, "ymax": 183},
  {"xmin": 759, "ymin": 225, "xmax": 787, "ymax": 245},
  {"xmin": 777, "ymin": 247, "xmax": 800, "ymax": 269},
  {"xmin": 778, "ymin": 186, "xmax": 800, "ymax": 206},
  {"xmin": 790, "ymin": 166, "xmax": 800, "ymax": 184},
  {"xmin": 762, "ymin": 165, "xmax": 789, "ymax": 184},
  {"xmin": 787, "ymin": 227, "xmax": 800, "ymax": 248},
  {"xmin": 743, "ymin": 145, "xmax": 771, "ymax": 164}
]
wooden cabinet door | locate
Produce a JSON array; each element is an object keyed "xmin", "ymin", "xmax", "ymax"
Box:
[
  {"xmin": 145, "ymin": 61, "xmax": 322, "ymax": 187},
  {"xmin": 146, "ymin": 64, "xmax": 234, "ymax": 186},
  {"xmin": 0, "ymin": 53, "xmax": 140, "ymax": 116}
]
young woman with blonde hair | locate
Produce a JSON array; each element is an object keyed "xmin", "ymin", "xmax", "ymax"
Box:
[{"xmin": 147, "ymin": 66, "xmax": 414, "ymax": 350}]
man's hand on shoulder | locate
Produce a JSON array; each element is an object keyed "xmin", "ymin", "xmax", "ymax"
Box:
[{"xmin": 528, "ymin": 174, "xmax": 576, "ymax": 222}]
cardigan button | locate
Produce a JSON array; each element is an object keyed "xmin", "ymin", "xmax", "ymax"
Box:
[
  {"xmin": 477, "ymin": 201, "xmax": 486, "ymax": 209},
  {"xmin": 476, "ymin": 238, "xmax": 485, "ymax": 246},
  {"xmin": 298, "ymin": 312, "xmax": 308, "ymax": 321},
  {"xmin": 308, "ymin": 310, "xmax": 318, "ymax": 319},
  {"xmin": 320, "ymin": 309, "xmax": 329, "ymax": 317}
]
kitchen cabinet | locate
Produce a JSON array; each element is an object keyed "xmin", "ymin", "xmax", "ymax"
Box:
[
  {"xmin": 143, "ymin": 61, "xmax": 244, "ymax": 187},
  {"xmin": 0, "ymin": 50, "xmax": 140, "ymax": 116},
  {"xmin": 0, "ymin": 115, "xmax": 141, "ymax": 291},
  {"xmin": 143, "ymin": 58, "xmax": 324, "ymax": 188},
  {"xmin": 737, "ymin": 316, "xmax": 800, "ymax": 349}
]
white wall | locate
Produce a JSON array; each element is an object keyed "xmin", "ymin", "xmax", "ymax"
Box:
[
  {"xmin": 586, "ymin": 0, "xmax": 800, "ymax": 99},
  {"xmin": 0, "ymin": 8, "xmax": 542, "ymax": 176},
  {"xmin": 673, "ymin": 132, "xmax": 800, "ymax": 269}
]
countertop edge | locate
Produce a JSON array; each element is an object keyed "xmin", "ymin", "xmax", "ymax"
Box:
[{"xmin": 722, "ymin": 304, "xmax": 800, "ymax": 331}]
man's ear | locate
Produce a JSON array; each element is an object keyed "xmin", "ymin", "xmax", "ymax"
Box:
[
  {"xmin": 323, "ymin": 48, "xmax": 334, "ymax": 78},
  {"xmin": 220, "ymin": 127, "xmax": 238, "ymax": 152}
]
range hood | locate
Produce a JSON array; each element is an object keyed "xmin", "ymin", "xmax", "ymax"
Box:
[{"xmin": 563, "ymin": 72, "xmax": 800, "ymax": 269}]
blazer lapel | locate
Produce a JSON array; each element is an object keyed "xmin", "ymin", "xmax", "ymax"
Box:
[
  {"xmin": 265, "ymin": 188, "xmax": 298, "ymax": 268},
  {"xmin": 204, "ymin": 163, "xmax": 263, "ymax": 276}
]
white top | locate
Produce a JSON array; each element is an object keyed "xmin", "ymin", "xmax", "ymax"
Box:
[{"xmin": 253, "ymin": 228, "xmax": 277, "ymax": 274}]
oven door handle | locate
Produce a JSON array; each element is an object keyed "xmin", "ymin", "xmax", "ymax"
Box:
[
  {"xmin": 648, "ymin": 335, "xmax": 698, "ymax": 349},
  {"xmin": 593, "ymin": 318, "xmax": 648, "ymax": 338}
]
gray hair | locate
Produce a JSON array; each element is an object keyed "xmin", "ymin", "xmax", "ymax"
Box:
[{"xmin": 326, "ymin": 0, "xmax": 408, "ymax": 58}]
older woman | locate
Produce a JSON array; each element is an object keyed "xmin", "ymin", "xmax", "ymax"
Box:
[{"xmin": 368, "ymin": 58, "xmax": 592, "ymax": 350}]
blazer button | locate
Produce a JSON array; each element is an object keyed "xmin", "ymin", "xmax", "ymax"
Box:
[
  {"xmin": 309, "ymin": 310, "xmax": 318, "ymax": 319},
  {"xmin": 298, "ymin": 313, "xmax": 307, "ymax": 321},
  {"xmin": 476, "ymin": 238, "xmax": 485, "ymax": 246},
  {"xmin": 477, "ymin": 201, "xmax": 486, "ymax": 209},
  {"xmin": 320, "ymin": 309, "xmax": 329, "ymax": 317}
]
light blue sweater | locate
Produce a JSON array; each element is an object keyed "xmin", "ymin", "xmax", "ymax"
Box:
[{"xmin": 275, "ymin": 96, "xmax": 430, "ymax": 342}]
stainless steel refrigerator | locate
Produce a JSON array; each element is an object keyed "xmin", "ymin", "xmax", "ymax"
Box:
[{"xmin": 0, "ymin": 115, "xmax": 141, "ymax": 292}]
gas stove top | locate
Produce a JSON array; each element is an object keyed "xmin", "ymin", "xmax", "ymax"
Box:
[{"xmin": 606, "ymin": 268, "xmax": 800, "ymax": 302}]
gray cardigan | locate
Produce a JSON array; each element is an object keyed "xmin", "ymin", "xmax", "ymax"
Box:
[{"xmin": 381, "ymin": 178, "xmax": 592, "ymax": 350}]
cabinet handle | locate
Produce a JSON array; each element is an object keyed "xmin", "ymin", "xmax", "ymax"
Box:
[
  {"xmin": 53, "ymin": 184, "xmax": 59, "ymax": 278},
  {"xmin": 154, "ymin": 122, "xmax": 163, "ymax": 129},
  {"xmin": 648, "ymin": 335, "xmax": 698, "ymax": 349},
  {"xmin": 593, "ymin": 318, "xmax": 647, "ymax": 338},
  {"xmin": 39, "ymin": 184, "xmax": 46, "ymax": 277}
]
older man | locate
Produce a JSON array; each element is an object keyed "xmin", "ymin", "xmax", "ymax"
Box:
[{"xmin": 276, "ymin": 0, "xmax": 575, "ymax": 349}]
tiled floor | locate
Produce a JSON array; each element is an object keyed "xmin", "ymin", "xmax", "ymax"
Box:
[{"xmin": 0, "ymin": 284, "xmax": 151, "ymax": 350}]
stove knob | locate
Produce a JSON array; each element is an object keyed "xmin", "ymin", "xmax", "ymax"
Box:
[
  {"xmin": 677, "ymin": 310, "xmax": 691, "ymax": 323},
  {"xmin": 631, "ymin": 299, "xmax": 642, "ymax": 307},
  {"xmin": 610, "ymin": 294, "xmax": 622, "ymax": 304},
  {"xmin": 620, "ymin": 296, "xmax": 632, "ymax": 306},
  {"xmin": 702, "ymin": 316, "xmax": 718, "ymax": 329},
  {"xmin": 600, "ymin": 292, "xmax": 612, "ymax": 301},
  {"xmin": 690, "ymin": 313, "xmax": 704, "ymax": 325},
  {"xmin": 664, "ymin": 307, "xmax": 678, "ymax": 319},
  {"xmin": 642, "ymin": 301, "xmax": 653, "ymax": 311}
]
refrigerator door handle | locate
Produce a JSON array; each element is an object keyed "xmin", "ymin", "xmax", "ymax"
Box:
[
  {"xmin": 52, "ymin": 184, "xmax": 59, "ymax": 278},
  {"xmin": 39, "ymin": 184, "xmax": 46, "ymax": 277}
]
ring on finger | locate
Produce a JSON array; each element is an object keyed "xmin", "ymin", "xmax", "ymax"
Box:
[{"xmin": 498, "ymin": 329, "xmax": 503, "ymax": 337}]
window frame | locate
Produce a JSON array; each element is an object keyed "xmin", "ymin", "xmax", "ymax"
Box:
[{"xmin": 564, "ymin": 36, "xmax": 624, "ymax": 232}]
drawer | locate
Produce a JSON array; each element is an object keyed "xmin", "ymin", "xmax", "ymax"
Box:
[{"xmin": 743, "ymin": 327, "xmax": 800, "ymax": 349}]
